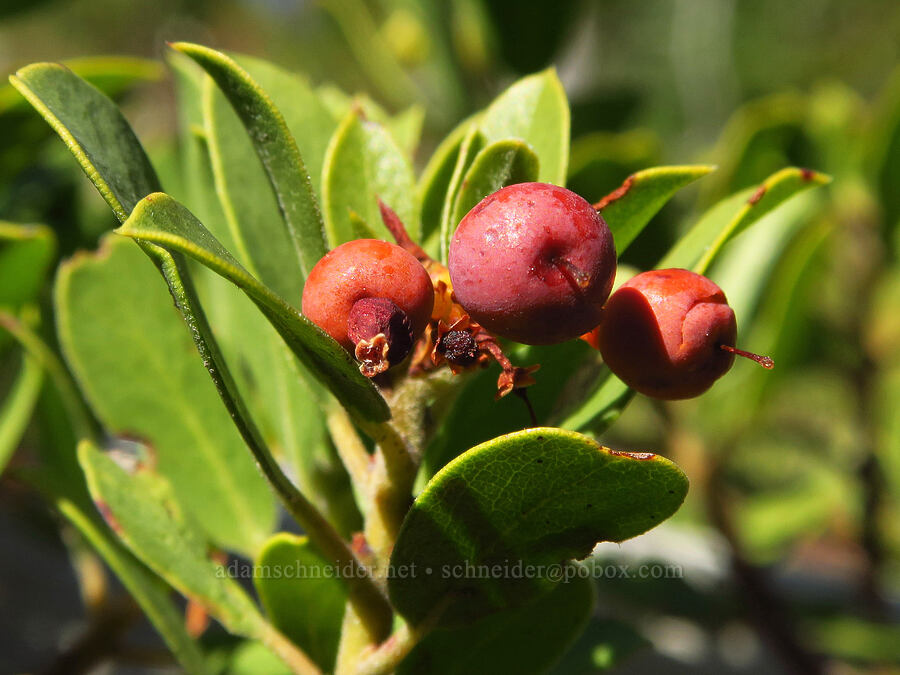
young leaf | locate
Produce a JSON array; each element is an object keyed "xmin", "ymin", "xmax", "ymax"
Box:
[
  {"xmin": 116, "ymin": 192, "xmax": 390, "ymax": 424},
  {"xmin": 389, "ymin": 427, "xmax": 687, "ymax": 626},
  {"xmin": 449, "ymin": 139, "xmax": 540, "ymax": 229},
  {"xmin": 254, "ymin": 533, "xmax": 347, "ymax": 672},
  {"xmin": 439, "ymin": 123, "xmax": 485, "ymax": 261},
  {"xmin": 479, "ymin": 68, "xmax": 570, "ymax": 186},
  {"xmin": 321, "ymin": 108, "xmax": 418, "ymax": 247},
  {"xmin": 55, "ymin": 236, "xmax": 276, "ymax": 555},
  {"xmin": 171, "ymin": 42, "xmax": 328, "ymax": 278},
  {"xmin": 659, "ymin": 167, "xmax": 831, "ymax": 274},
  {"xmin": 418, "ymin": 116, "xmax": 476, "ymax": 245},
  {"xmin": 398, "ymin": 574, "xmax": 594, "ymax": 675},
  {"xmin": 595, "ymin": 165, "xmax": 715, "ymax": 254},
  {"xmin": 0, "ymin": 350, "xmax": 43, "ymax": 475}
]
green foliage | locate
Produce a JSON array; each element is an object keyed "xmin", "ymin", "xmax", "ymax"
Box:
[{"xmin": 3, "ymin": 38, "xmax": 850, "ymax": 675}]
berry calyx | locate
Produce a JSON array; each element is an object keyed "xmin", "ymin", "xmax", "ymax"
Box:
[
  {"xmin": 301, "ymin": 238, "xmax": 434, "ymax": 376},
  {"xmin": 595, "ymin": 268, "xmax": 772, "ymax": 399},
  {"xmin": 448, "ymin": 182, "xmax": 617, "ymax": 345}
]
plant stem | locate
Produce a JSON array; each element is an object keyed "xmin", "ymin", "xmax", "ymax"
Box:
[
  {"xmin": 261, "ymin": 622, "xmax": 323, "ymax": 675},
  {"xmin": 327, "ymin": 403, "xmax": 374, "ymax": 504}
]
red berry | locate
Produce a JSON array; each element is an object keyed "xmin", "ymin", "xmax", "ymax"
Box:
[
  {"xmin": 596, "ymin": 268, "xmax": 769, "ymax": 400},
  {"xmin": 448, "ymin": 182, "xmax": 616, "ymax": 345},
  {"xmin": 302, "ymin": 239, "xmax": 434, "ymax": 375}
]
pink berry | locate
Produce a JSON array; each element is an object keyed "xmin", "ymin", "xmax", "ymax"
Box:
[{"xmin": 448, "ymin": 182, "xmax": 616, "ymax": 345}]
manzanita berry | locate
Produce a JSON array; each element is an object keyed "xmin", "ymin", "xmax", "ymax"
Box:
[
  {"xmin": 448, "ymin": 182, "xmax": 616, "ymax": 345},
  {"xmin": 301, "ymin": 239, "xmax": 434, "ymax": 377},
  {"xmin": 596, "ymin": 268, "xmax": 772, "ymax": 399}
]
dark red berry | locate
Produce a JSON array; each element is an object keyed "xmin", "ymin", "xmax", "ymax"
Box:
[{"xmin": 448, "ymin": 182, "xmax": 616, "ymax": 345}]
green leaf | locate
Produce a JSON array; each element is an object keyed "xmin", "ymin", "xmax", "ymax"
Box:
[
  {"xmin": 9, "ymin": 62, "xmax": 161, "ymax": 220},
  {"xmin": 399, "ymin": 574, "xmax": 594, "ymax": 675},
  {"xmin": 29, "ymin": 474, "xmax": 210, "ymax": 674},
  {"xmin": 0, "ymin": 350, "xmax": 43, "ymax": 474},
  {"xmin": 418, "ymin": 117, "xmax": 475, "ymax": 246},
  {"xmin": 0, "ymin": 222, "xmax": 57, "ymax": 310},
  {"xmin": 439, "ymin": 123, "xmax": 485, "ymax": 261},
  {"xmin": 171, "ymin": 42, "xmax": 328, "ymax": 278},
  {"xmin": 55, "ymin": 236, "xmax": 276, "ymax": 555},
  {"xmin": 558, "ymin": 373, "xmax": 636, "ymax": 434},
  {"xmin": 479, "ymin": 68, "xmax": 570, "ymax": 186},
  {"xmin": 390, "ymin": 427, "xmax": 688, "ymax": 626},
  {"xmin": 449, "ymin": 139, "xmax": 540, "ymax": 229},
  {"xmin": 596, "ymin": 165, "xmax": 715, "ymax": 254},
  {"xmin": 117, "ymin": 192, "xmax": 390, "ymax": 424},
  {"xmin": 203, "ymin": 55, "xmax": 336, "ymax": 298},
  {"xmin": 659, "ymin": 167, "xmax": 831, "ymax": 274},
  {"xmin": 254, "ymin": 533, "xmax": 347, "ymax": 672},
  {"xmin": 322, "ymin": 108, "xmax": 419, "ymax": 247},
  {"xmin": 77, "ymin": 440, "xmax": 265, "ymax": 636}
]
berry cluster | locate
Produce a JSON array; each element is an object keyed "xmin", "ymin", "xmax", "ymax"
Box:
[{"xmin": 301, "ymin": 182, "xmax": 771, "ymax": 402}]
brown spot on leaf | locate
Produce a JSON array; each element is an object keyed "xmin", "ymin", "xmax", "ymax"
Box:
[
  {"xmin": 593, "ymin": 174, "xmax": 635, "ymax": 211},
  {"xmin": 95, "ymin": 500, "xmax": 123, "ymax": 535},
  {"xmin": 800, "ymin": 168, "xmax": 816, "ymax": 181},
  {"xmin": 608, "ymin": 449, "xmax": 656, "ymax": 461},
  {"xmin": 748, "ymin": 185, "xmax": 767, "ymax": 206}
]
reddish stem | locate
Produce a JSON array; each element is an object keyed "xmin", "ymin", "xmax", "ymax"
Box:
[{"xmin": 720, "ymin": 344, "xmax": 774, "ymax": 369}]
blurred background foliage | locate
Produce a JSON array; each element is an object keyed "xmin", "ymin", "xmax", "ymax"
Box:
[{"xmin": 2, "ymin": 0, "xmax": 900, "ymax": 673}]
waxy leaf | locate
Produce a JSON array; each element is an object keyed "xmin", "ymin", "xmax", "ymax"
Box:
[
  {"xmin": 9, "ymin": 63, "xmax": 159, "ymax": 222},
  {"xmin": 449, "ymin": 139, "xmax": 540, "ymax": 229},
  {"xmin": 479, "ymin": 68, "xmax": 570, "ymax": 186},
  {"xmin": 254, "ymin": 533, "xmax": 347, "ymax": 672},
  {"xmin": 172, "ymin": 42, "xmax": 328, "ymax": 278},
  {"xmin": 77, "ymin": 441, "xmax": 266, "ymax": 637},
  {"xmin": 56, "ymin": 236, "xmax": 276, "ymax": 555},
  {"xmin": 390, "ymin": 427, "xmax": 688, "ymax": 626},
  {"xmin": 399, "ymin": 574, "xmax": 594, "ymax": 675},
  {"xmin": 659, "ymin": 167, "xmax": 831, "ymax": 274},
  {"xmin": 322, "ymin": 108, "xmax": 418, "ymax": 246},
  {"xmin": 597, "ymin": 165, "xmax": 715, "ymax": 254},
  {"xmin": 117, "ymin": 192, "xmax": 390, "ymax": 423}
]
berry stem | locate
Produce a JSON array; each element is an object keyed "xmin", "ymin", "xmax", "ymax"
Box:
[
  {"xmin": 552, "ymin": 257, "xmax": 590, "ymax": 294},
  {"xmin": 720, "ymin": 344, "xmax": 775, "ymax": 369}
]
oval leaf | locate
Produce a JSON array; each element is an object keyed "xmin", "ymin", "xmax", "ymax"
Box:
[
  {"xmin": 171, "ymin": 42, "xmax": 328, "ymax": 278},
  {"xmin": 321, "ymin": 108, "xmax": 418, "ymax": 247},
  {"xmin": 595, "ymin": 165, "xmax": 715, "ymax": 254},
  {"xmin": 56, "ymin": 236, "xmax": 276, "ymax": 555},
  {"xmin": 116, "ymin": 192, "xmax": 390, "ymax": 423},
  {"xmin": 449, "ymin": 139, "xmax": 540, "ymax": 229},
  {"xmin": 479, "ymin": 68, "xmax": 570, "ymax": 186},
  {"xmin": 254, "ymin": 533, "xmax": 347, "ymax": 672},
  {"xmin": 389, "ymin": 427, "xmax": 688, "ymax": 626}
]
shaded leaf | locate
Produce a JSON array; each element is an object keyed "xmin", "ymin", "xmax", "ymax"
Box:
[
  {"xmin": 172, "ymin": 42, "xmax": 328, "ymax": 278},
  {"xmin": 418, "ymin": 117, "xmax": 475, "ymax": 246},
  {"xmin": 390, "ymin": 427, "xmax": 687, "ymax": 626},
  {"xmin": 479, "ymin": 68, "xmax": 570, "ymax": 186},
  {"xmin": 55, "ymin": 236, "xmax": 276, "ymax": 555},
  {"xmin": 596, "ymin": 165, "xmax": 715, "ymax": 254},
  {"xmin": 449, "ymin": 139, "xmax": 540, "ymax": 228},
  {"xmin": 254, "ymin": 533, "xmax": 347, "ymax": 672},
  {"xmin": 322, "ymin": 108, "xmax": 418, "ymax": 247},
  {"xmin": 117, "ymin": 192, "xmax": 390, "ymax": 423},
  {"xmin": 399, "ymin": 575, "xmax": 594, "ymax": 675},
  {"xmin": 0, "ymin": 222, "xmax": 56, "ymax": 310}
]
